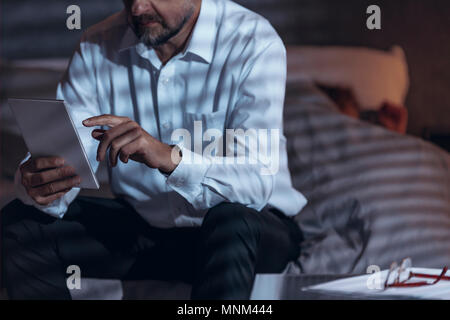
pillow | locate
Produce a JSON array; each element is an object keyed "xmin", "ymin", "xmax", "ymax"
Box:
[{"xmin": 286, "ymin": 46, "xmax": 410, "ymax": 110}]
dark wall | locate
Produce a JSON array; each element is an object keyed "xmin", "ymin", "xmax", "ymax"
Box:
[
  {"xmin": 1, "ymin": 0, "xmax": 124, "ymax": 59},
  {"xmin": 2, "ymin": 0, "xmax": 450, "ymax": 135}
]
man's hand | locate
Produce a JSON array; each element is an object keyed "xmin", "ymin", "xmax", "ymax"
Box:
[
  {"xmin": 83, "ymin": 115, "xmax": 181, "ymax": 174},
  {"xmin": 20, "ymin": 157, "xmax": 81, "ymax": 206}
]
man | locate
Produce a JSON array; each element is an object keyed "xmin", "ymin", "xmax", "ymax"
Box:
[{"xmin": 1, "ymin": 0, "xmax": 306, "ymax": 300}]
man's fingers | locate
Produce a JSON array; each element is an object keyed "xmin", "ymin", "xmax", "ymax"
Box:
[
  {"xmin": 28, "ymin": 175, "xmax": 81, "ymax": 198},
  {"xmin": 28, "ymin": 166, "xmax": 77, "ymax": 187},
  {"xmin": 21, "ymin": 156, "xmax": 65, "ymax": 173},
  {"xmin": 83, "ymin": 115, "xmax": 130, "ymax": 128},
  {"xmin": 109, "ymin": 129, "xmax": 141, "ymax": 167},
  {"xmin": 96, "ymin": 121, "xmax": 140, "ymax": 162},
  {"xmin": 34, "ymin": 188, "xmax": 72, "ymax": 206},
  {"xmin": 119, "ymin": 139, "xmax": 142, "ymax": 164},
  {"xmin": 92, "ymin": 129, "xmax": 106, "ymax": 140}
]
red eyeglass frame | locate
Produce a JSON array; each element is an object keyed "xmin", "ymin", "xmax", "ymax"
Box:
[{"xmin": 384, "ymin": 266, "xmax": 450, "ymax": 289}]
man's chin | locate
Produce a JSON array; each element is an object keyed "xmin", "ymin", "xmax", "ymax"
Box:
[
  {"xmin": 141, "ymin": 35, "xmax": 169, "ymax": 47},
  {"xmin": 139, "ymin": 28, "xmax": 177, "ymax": 47}
]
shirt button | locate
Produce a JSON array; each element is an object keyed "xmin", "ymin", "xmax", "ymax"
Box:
[
  {"xmin": 175, "ymin": 179, "xmax": 184, "ymax": 187},
  {"xmin": 163, "ymin": 122, "xmax": 170, "ymax": 129},
  {"xmin": 162, "ymin": 77, "xmax": 170, "ymax": 85}
]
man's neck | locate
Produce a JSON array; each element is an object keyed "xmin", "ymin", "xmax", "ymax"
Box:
[{"xmin": 154, "ymin": 2, "xmax": 202, "ymax": 65}]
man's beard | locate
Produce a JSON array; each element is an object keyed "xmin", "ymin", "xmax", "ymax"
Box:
[{"xmin": 132, "ymin": 8, "xmax": 194, "ymax": 47}]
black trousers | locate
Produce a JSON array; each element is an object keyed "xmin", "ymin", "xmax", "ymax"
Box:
[{"xmin": 1, "ymin": 197, "xmax": 303, "ymax": 300}]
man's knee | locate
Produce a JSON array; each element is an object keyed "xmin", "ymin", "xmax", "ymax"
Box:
[
  {"xmin": 1, "ymin": 199, "xmax": 54, "ymax": 229},
  {"xmin": 1, "ymin": 199, "xmax": 53, "ymax": 256},
  {"xmin": 1, "ymin": 199, "xmax": 25, "ymax": 227},
  {"xmin": 2, "ymin": 199, "xmax": 36, "ymax": 258},
  {"xmin": 201, "ymin": 203, "xmax": 261, "ymax": 241}
]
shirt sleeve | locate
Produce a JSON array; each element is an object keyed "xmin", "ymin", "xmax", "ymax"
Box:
[
  {"xmin": 14, "ymin": 35, "xmax": 101, "ymax": 218},
  {"xmin": 167, "ymin": 39, "xmax": 287, "ymax": 211}
]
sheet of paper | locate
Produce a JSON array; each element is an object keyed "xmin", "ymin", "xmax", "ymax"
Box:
[{"xmin": 303, "ymin": 268, "xmax": 450, "ymax": 300}]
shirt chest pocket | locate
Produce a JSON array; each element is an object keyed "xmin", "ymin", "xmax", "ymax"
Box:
[
  {"xmin": 183, "ymin": 110, "xmax": 226, "ymax": 134},
  {"xmin": 179, "ymin": 110, "xmax": 227, "ymax": 153}
]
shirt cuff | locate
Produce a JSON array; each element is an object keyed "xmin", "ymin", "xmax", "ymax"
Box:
[{"xmin": 166, "ymin": 146, "xmax": 211, "ymax": 206}]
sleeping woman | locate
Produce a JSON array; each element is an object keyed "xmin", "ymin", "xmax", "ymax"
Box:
[{"xmin": 317, "ymin": 84, "xmax": 409, "ymax": 134}]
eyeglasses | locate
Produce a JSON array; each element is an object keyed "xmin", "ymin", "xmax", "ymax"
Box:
[{"xmin": 384, "ymin": 258, "xmax": 450, "ymax": 289}]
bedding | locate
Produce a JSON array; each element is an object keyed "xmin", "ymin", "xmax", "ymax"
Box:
[{"xmin": 284, "ymin": 80, "xmax": 450, "ymax": 274}]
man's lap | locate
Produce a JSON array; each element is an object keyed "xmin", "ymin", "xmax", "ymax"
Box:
[
  {"xmin": 1, "ymin": 197, "xmax": 200, "ymax": 283},
  {"xmin": 1, "ymin": 197, "xmax": 301, "ymax": 286}
]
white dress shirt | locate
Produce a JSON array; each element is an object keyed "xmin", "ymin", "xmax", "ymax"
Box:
[{"xmin": 14, "ymin": 0, "xmax": 307, "ymax": 228}]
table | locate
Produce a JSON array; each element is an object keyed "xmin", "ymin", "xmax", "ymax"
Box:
[{"xmin": 251, "ymin": 274, "xmax": 420, "ymax": 300}]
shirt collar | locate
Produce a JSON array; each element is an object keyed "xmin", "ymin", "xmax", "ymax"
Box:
[
  {"xmin": 118, "ymin": 0, "xmax": 217, "ymax": 64},
  {"xmin": 182, "ymin": 0, "xmax": 217, "ymax": 64}
]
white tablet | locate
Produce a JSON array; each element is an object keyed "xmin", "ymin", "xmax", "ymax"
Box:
[{"xmin": 8, "ymin": 98, "xmax": 100, "ymax": 189}]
